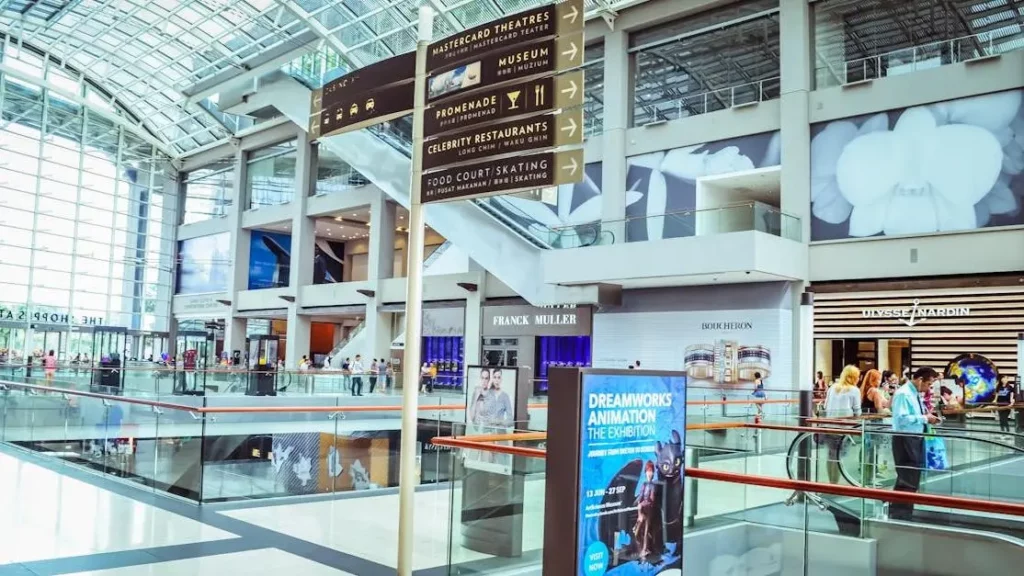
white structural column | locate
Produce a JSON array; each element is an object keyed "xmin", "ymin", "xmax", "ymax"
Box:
[
  {"xmin": 367, "ymin": 192, "xmax": 397, "ymax": 280},
  {"xmin": 601, "ymin": 29, "xmax": 630, "ymax": 244},
  {"xmin": 463, "ymin": 260, "xmax": 486, "ymax": 365},
  {"xmin": 224, "ymin": 148, "xmax": 251, "ymax": 357},
  {"xmin": 285, "ymin": 134, "xmax": 316, "ymax": 366},
  {"xmin": 779, "ymin": 0, "xmax": 813, "ymax": 243},
  {"xmin": 780, "ymin": 0, "xmax": 814, "ymax": 391},
  {"xmin": 362, "ymin": 192, "xmax": 398, "ymax": 360}
]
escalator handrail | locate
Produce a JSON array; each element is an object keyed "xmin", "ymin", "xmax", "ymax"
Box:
[{"xmin": 429, "ymin": 434, "xmax": 1024, "ymax": 518}]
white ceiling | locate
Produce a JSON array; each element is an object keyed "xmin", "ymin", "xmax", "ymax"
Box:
[{"xmin": 261, "ymin": 205, "xmax": 423, "ymax": 241}]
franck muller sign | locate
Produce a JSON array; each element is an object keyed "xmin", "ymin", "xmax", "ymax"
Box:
[
  {"xmin": 483, "ymin": 305, "xmax": 592, "ymax": 336},
  {"xmin": 861, "ymin": 299, "xmax": 971, "ymax": 328}
]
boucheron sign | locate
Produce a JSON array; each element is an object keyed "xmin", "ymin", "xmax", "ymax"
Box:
[{"xmin": 861, "ymin": 299, "xmax": 970, "ymax": 328}]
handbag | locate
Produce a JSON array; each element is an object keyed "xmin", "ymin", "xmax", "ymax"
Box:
[{"xmin": 924, "ymin": 425, "xmax": 950, "ymax": 471}]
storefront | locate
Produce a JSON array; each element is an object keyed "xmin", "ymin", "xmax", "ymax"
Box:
[
  {"xmin": 591, "ymin": 284, "xmax": 795, "ymax": 394},
  {"xmin": 812, "ymin": 275, "xmax": 1023, "ymax": 402},
  {"xmin": 390, "ymin": 304, "xmax": 467, "ymax": 390},
  {"xmin": 480, "ymin": 303, "xmax": 593, "ymax": 395},
  {"xmin": 0, "ymin": 303, "xmax": 170, "ymax": 364}
]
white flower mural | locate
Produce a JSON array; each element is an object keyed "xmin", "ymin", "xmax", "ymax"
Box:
[
  {"xmin": 625, "ymin": 131, "xmax": 782, "ymax": 241},
  {"xmin": 810, "ymin": 88, "xmax": 1024, "ymax": 240}
]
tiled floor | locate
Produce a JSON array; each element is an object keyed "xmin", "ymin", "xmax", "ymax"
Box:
[
  {"xmin": 224, "ymin": 478, "xmax": 547, "ymax": 571},
  {"xmin": 0, "ymin": 453, "xmax": 233, "ymax": 565},
  {"xmin": 62, "ymin": 549, "xmax": 356, "ymax": 576}
]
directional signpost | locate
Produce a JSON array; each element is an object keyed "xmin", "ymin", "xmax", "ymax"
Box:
[
  {"xmin": 396, "ymin": 3, "xmax": 585, "ymax": 574},
  {"xmin": 421, "ymin": 0, "xmax": 585, "ymax": 203}
]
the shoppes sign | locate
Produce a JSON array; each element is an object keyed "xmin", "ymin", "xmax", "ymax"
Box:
[
  {"xmin": 0, "ymin": 305, "xmax": 103, "ymax": 326},
  {"xmin": 861, "ymin": 299, "xmax": 970, "ymax": 328}
]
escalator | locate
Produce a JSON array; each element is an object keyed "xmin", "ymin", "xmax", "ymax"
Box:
[
  {"xmin": 783, "ymin": 426, "xmax": 1024, "ymax": 575},
  {"xmin": 228, "ymin": 70, "xmax": 606, "ymax": 306}
]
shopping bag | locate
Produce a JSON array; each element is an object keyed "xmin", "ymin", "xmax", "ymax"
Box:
[{"xmin": 924, "ymin": 429, "xmax": 949, "ymax": 471}]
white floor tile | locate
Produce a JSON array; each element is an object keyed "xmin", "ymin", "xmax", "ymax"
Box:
[
  {"xmin": 0, "ymin": 452, "xmax": 232, "ymax": 564},
  {"xmin": 63, "ymin": 548, "xmax": 356, "ymax": 576},
  {"xmin": 225, "ymin": 480, "xmax": 547, "ymax": 570}
]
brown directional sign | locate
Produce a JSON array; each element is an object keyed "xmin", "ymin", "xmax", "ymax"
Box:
[
  {"xmin": 427, "ymin": 0, "xmax": 584, "ymax": 72},
  {"xmin": 422, "ymin": 149, "xmax": 584, "ymax": 203},
  {"xmin": 426, "ymin": 32, "xmax": 584, "ymax": 103},
  {"xmin": 322, "ymin": 52, "xmax": 415, "ymax": 111},
  {"xmin": 424, "ymin": 70, "xmax": 583, "ymax": 137},
  {"xmin": 424, "ymin": 108, "xmax": 583, "ymax": 171},
  {"xmin": 314, "ymin": 81, "xmax": 414, "ymax": 139}
]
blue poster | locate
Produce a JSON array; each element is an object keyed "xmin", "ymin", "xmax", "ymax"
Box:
[
  {"xmin": 248, "ymin": 230, "xmax": 292, "ymax": 289},
  {"xmin": 576, "ymin": 372, "xmax": 686, "ymax": 576}
]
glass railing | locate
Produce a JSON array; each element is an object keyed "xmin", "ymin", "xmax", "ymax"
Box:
[
  {"xmin": 0, "ymin": 378, "xmax": 465, "ymax": 504},
  {"xmin": 634, "ymin": 76, "xmax": 781, "ymax": 125},
  {"xmin": 816, "ymin": 25, "xmax": 1024, "ymax": 88},
  {"xmin": 548, "ymin": 201, "xmax": 802, "ymax": 247},
  {"xmin": 435, "ymin": 413, "xmax": 1024, "ymax": 575}
]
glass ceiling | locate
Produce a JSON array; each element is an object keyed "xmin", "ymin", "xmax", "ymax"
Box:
[{"xmin": 0, "ymin": 0, "xmax": 630, "ymax": 157}]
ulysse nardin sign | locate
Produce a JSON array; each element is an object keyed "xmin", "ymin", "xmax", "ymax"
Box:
[{"xmin": 861, "ymin": 299, "xmax": 971, "ymax": 328}]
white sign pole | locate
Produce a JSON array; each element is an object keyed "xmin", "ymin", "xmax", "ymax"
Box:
[{"xmin": 396, "ymin": 7, "xmax": 434, "ymax": 576}]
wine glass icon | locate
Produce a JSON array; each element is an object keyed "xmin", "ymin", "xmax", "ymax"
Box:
[{"xmin": 507, "ymin": 90, "xmax": 522, "ymax": 110}]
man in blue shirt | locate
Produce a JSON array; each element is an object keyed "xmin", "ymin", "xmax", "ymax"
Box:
[{"xmin": 890, "ymin": 366, "xmax": 940, "ymax": 520}]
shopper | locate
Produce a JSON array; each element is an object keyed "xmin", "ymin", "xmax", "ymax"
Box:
[
  {"xmin": 751, "ymin": 372, "xmax": 766, "ymax": 419},
  {"xmin": 342, "ymin": 357, "xmax": 351, "ymax": 392},
  {"xmin": 368, "ymin": 358, "xmax": 379, "ymax": 394},
  {"xmin": 428, "ymin": 362, "xmax": 438, "ymax": 393},
  {"xmin": 814, "ymin": 371, "xmax": 827, "ymax": 399},
  {"xmin": 420, "ymin": 362, "xmax": 431, "ymax": 393},
  {"xmin": 860, "ymin": 369, "xmax": 887, "ymax": 485},
  {"xmin": 889, "ymin": 367, "xmax": 940, "ymax": 520},
  {"xmin": 351, "ymin": 354, "xmax": 364, "ymax": 396},
  {"xmin": 44, "ymin": 349, "xmax": 58, "ymax": 384},
  {"xmin": 378, "ymin": 358, "xmax": 390, "ymax": 393},
  {"xmin": 995, "ymin": 376, "xmax": 1015, "ymax": 438},
  {"xmin": 823, "ymin": 365, "xmax": 862, "ymax": 484}
]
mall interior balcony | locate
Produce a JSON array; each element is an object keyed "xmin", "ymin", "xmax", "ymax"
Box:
[{"xmin": 0, "ymin": 0, "xmax": 1023, "ymax": 574}]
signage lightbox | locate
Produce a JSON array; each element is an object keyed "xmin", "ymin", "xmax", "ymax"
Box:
[
  {"xmin": 426, "ymin": 32, "xmax": 584, "ymax": 103},
  {"xmin": 315, "ymin": 81, "xmax": 415, "ymax": 139},
  {"xmin": 422, "ymin": 149, "xmax": 583, "ymax": 203},
  {"xmin": 423, "ymin": 108, "xmax": 582, "ymax": 170},
  {"xmin": 427, "ymin": 0, "xmax": 583, "ymax": 72},
  {"xmin": 321, "ymin": 52, "xmax": 415, "ymax": 111},
  {"xmin": 423, "ymin": 71, "xmax": 583, "ymax": 137}
]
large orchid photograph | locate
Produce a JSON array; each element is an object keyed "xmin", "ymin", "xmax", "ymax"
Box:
[
  {"xmin": 624, "ymin": 131, "xmax": 781, "ymax": 242},
  {"xmin": 810, "ymin": 88, "xmax": 1024, "ymax": 241}
]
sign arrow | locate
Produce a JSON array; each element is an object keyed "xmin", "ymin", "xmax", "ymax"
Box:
[
  {"xmin": 561, "ymin": 156, "xmax": 579, "ymax": 176},
  {"xmin": 560, "ymin": 79, "xmax": 579, "ymax": 99},
  {"xmin": 561, "ymin": 41, "xmax": 579, "ymax": 62},
  {"xmin": 560, "ymin": 116, "xmax": 578, "ymax": 138},
  {"xmin": 562, "ymin": 4, "xmax": 579, "ymax": 24}
]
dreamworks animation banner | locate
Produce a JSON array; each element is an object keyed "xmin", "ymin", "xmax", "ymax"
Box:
[{"xmin": 576, "ymin": 372, "xmax": 686, "ymax": 576}]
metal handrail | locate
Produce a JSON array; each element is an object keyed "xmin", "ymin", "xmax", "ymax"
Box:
[
  {"xmin": 828, "ymin": 25, "xmax": 1023, "ymax": 86},
  {"xmin": 431, "ymin": 432, "xmax": 1024, "ymax": 517}
]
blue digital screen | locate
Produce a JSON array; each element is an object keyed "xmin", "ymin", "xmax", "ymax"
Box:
[
  {"xmin": 576, "ymin": 372, "xmax": 686, "ymax": 576},
  {"xmin": 176, "ymin": 232, "xmax": 231, "ymax": 294},
  {"xmin": 248, "ymin": 230, "xmax": 292, "ymax": 289}
]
